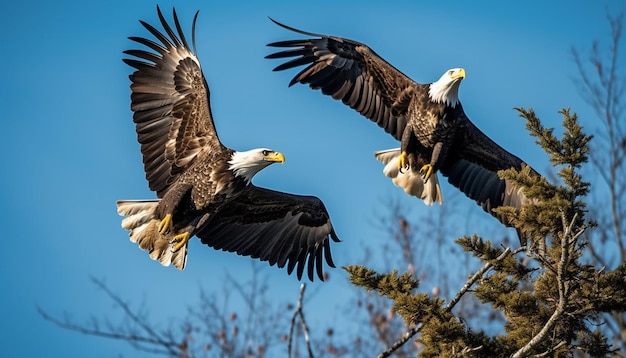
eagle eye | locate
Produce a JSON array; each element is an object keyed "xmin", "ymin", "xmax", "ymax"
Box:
[{"xmin": 262, "ymin": 150, "xmax": 270, "ymax": 156}]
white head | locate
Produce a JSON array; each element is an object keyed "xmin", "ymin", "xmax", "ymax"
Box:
[
  {"xmin": 229, "ymin": 148, "xmax": 285, "ymax": 184},
  {"xmin": 428, "ymin": 68, "xmax": 466, "ymax": 108}
]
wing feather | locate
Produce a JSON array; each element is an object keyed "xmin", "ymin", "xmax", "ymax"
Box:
[
  {"xmin": 127, "ymin": 36, "xmax": 166, "ymax": 54},
  {"xmin": 442, "ymin": 159, "xmax": 532, "ymax": 229},
  {"xmin": 458, "ymin": 116, "xmax": 534, "ymax": 173},
  {"xmin": 267, "ymin": 19, "xmax": 420, "ymax": 141},
  {"xmin": 124, "ymin": 6, "xmax": 225, "ymax": 197},
  {"xmin": 440, "ymin": 112, "xmax": 540, "ymax": 231},
  {"xmin": 196, "ymin": 185, "xmax": 340, "ymax": 281}
]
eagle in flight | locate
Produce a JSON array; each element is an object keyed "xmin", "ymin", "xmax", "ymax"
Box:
[
  {"xmin": 117, "ymin": 7, "xmax": 339, "ymax": 281},
  {"xmin": 266, "ymin": 20, "xmax": 539, "ymax": 243}
]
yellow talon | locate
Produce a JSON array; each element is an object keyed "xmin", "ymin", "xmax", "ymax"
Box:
[
  {"xmin": 398, "ymin": 151, "xmax": 409, "ymax": 171},
  {"xmin": 158, "ymin": 214, "xmax": 173, "ymax": 235},
  {"xmin": 170, "ymin": 232, "xmax": 190, "ymax": 253},
  {"xmin": 420, "ymin": 164, "xmax": 433, "ymax": 182}
]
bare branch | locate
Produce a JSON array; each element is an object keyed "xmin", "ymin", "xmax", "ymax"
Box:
[
  {"xmin": 38, "ymin": 277, "xmax": 182, "ymax": 356},
  {"xmin": 288, "ymin": 284, "xmax": 314, "ymax": 358},
  {"xmin": 376, "ymin": 325, "xmax": 421, "ymax": 358},
  {"xmin": 572, "ymin": 12, "xmax": 626, "ymax": 352}
]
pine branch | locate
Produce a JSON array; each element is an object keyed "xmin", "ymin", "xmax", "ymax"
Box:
[
  {"xmin": 512, "ymin": 213, "xmax": 585, "ymax": 357},
  {"xmin": 376, "ymin": 246, "xmax": 527, "ymax": 357},
  {"xmin": 447, "ymin": 246, "xmax": 526, "ymax": 310}
]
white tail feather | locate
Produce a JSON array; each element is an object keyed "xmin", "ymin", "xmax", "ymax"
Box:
[
  {"xmin": 116, "ymin": 200, "xmax": 188, "ymax": 270},
  {"xmin": 118, "ymin": 200, "xmax": 158, "ymax": 233},
  {"xmin": 374, "ymin": 149, "xmax": 443, "ymax": 206}
]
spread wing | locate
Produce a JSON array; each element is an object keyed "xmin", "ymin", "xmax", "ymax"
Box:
[
  {"xmin": 441, "ymin": 113, "xmax": 539, "ymax": 233},
  {"xmin": 266, "ymin": 20, "xmax": 419, "ymax": 141},
  {"xmin": 123, "ymin": 6, "xmax": 225, "ymax": 197},
  {"xmin": 457, "ymin": 114, "xmax": 533, "ymax": 173},
  {"xmin": 196, "ymin": 185, "xmax": 340, "ymax": 281}
]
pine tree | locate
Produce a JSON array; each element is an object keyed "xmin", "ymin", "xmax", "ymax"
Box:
[{"xmin": 346, "ymin": 108, "xmax": 626, "ymax": 357}]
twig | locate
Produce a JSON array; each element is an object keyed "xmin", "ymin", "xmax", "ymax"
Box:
[
  {"xmin": 446, "ymin": 246, "xmax": 526, "ymax": 311},
  {"xmin": 37, "ymin": 306, "xmax": 178, "ymax": 355},
  {"xmin": 533, "ymin": 340, "xmax": 567, "ymax": 357},
  {"xmin": 452, "ymin": 345, "xmax": 484, "ymax": 356},
  {"xmin": 376, "ymin": 325, "xmax": 421, "ymax": 358},
  {"xmin": 38, "ymin": 276, "xmax": 181, "ymax": 356},
  {"xmin": 288, "ymin": 283, "xmax": 314, "ymax": 358}
]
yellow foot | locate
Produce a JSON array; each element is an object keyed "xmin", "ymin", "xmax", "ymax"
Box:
[
  {"xmin": 420, "ymin": 164, "xmax": 433, "ymax": 182},
  {"xmin": 397, "ymin": 151, "xmax": 409, "ymax": 172},
  {"xmin": 170, "ymin": 231, "xmax": 190, "ymax": 253},
  {"xmin": 158, "ymin": 214, "xmax": 173, "ymax": 235}
]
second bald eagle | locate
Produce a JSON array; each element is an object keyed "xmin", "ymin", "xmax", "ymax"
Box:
[{"xmin": 266, "ymin": 21, "xmax": 539, "ymax": 241}]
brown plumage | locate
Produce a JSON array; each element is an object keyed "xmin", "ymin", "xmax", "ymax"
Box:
[
  {"xmin": 117, "ymin": 7, "xmax": 339, "ymax": 281},
  {"xmin": 266, "ymin": 20, "xmax": 539, "ymax": 243}
]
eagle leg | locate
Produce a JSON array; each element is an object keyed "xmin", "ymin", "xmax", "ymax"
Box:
[
  {"xmin": 158, "ymin": 214, "xmax": 174, "ymax": 235},
  {"xmin": 420, "ymin": 164, "xmax": 433, "ymax": 182},
  {"xmin": 398, "ymin": 151, "xmax": 410, "ymax": 173},
  {"xmin": 422, "ymin": 142, "xmax": 443, "ymax": 183},
  {"xmin": 170, "ymin": 231, "xmax": 191, "ymax": 253}
]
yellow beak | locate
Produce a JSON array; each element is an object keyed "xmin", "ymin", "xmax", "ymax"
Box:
[
  {"xmin": 264, "ymin": 151, "xmax": 285, "ymax": 164},
  {"xmin": 456, "ymin": 68, "xmax": 466, "ymax": 79}
]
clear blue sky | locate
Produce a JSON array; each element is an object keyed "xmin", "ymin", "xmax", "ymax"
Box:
[{"xmin": 0, "ymin": 1, "xmax": 622, "ymax": 356}]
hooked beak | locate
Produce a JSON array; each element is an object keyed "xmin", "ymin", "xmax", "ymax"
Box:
[
  {"xmin": 264, "ymin": 151, "xmax": 285, "ymax": 164},
  {"xmin": 454, "ymin": 68, "xmax": 466, "ymax": 80}
]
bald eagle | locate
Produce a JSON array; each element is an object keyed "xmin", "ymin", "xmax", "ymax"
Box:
[
  {"xmin": 266, "ymin": 20, "xmax": 539, "ymax": 242},
  {"xmin": 117, "ymin": 7, "xmax": 339, "ymax": 281}
]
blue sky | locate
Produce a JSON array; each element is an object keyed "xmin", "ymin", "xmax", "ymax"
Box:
[{"xmin": 0, "ymin": 1, "xmax": 622, "ymax": 356}]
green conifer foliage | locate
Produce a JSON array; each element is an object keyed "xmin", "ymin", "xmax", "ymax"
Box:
[{"xmin": 346, "ymin": 108, "xmax": 626, "ymax": 357}]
